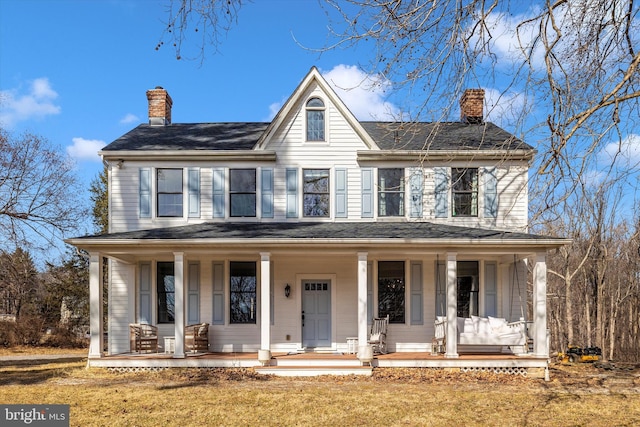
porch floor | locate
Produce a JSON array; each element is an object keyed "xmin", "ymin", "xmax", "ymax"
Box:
[{"xmin": 88, "ymin": 351, "xmax": 550, "ymax": 376}]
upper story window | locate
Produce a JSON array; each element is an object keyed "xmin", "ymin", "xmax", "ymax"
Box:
[
  {"xmin": 157, "ymin": 168, "xmax": 183, "ymax": 217},
  {"xmin": 452, "ymin": 168, "xmax": 478, "ymax": 217},
  {"xmin": 229, "ymin": 169, "xmax": 256, "ymax": 217},
  {"xmin": 378, "ymin": 168, "xmax": 405, "ymax": 217},
  {"xmin": 230, "ymin": 261, "xmax": 257, "ymax": 324},
  {"xmin": 306, "ymin": 98, "xmax": 325, "ymax": 141},
  {"xmin": 303, "ymin": 169, "xmax": 330, "ymax": 217}
]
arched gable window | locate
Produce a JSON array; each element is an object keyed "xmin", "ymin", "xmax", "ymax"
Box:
[{"xmin": 306, "ymin": 97, "xmax": 325, "ymax": 141}]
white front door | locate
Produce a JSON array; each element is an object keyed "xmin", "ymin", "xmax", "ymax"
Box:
[{"xmin": 302, "ymin": 280, "xmax": 331, "ymax": 348}]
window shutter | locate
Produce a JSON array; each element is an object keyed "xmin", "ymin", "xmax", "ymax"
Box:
[
  {"xmin": 361, "ymin": 168, "xmax": 374, "ymax": 218},
  {"xmin": 139, "ymin": 262, "xmax": 151, "ymax": 323},
  {"xmin": 261, "ymin": 168, "xmax": 274, "ymax": 218},
  {"xmin": 434, "ymin": 167, "xmax": 449, "ymax": 218},
  {"xmin": 410, "ymin": 262, "xmax": 423, "ymax": 325},
  {"xmin": 435, "ymin": 260, "xmax": 446, "ymax": 317},
  {"xmin": 484, "ymin": 167, "xmax": 498, "ymax": 218},
  {"xmin": 484, "ymin": 261, "xmax": 497, "ymax": 317},
  {"xmin": 212, "ymin": 262, "xmax": 225, "ymax": 325},
  {"xmin": 212, "ymin": 168, "xmax": 225, "ymax": 218},
  {"xmin": 409, "ymin": 168, "xmax": 424, "ymax": 218},
  {"xmin": 188, "ymin": 168, "xmax": 200, "ymax": 218},
  {"xmin": 187, "ymin": 262, "xmax": 200, "ymax": 324},
  {"xmin": 335, "ymin": 168, "xmax": 348, "ymax": 218},
  {"xmin": 139, "ymin": 168, "xmax": 151, "ymax": 218},
  {"xmin": 286, "ymin": 168, "xmax": 298, "ymax": 218}
]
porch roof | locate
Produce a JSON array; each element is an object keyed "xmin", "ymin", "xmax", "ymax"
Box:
[{"xmin": 67, "ymin": 221, "xmax": 568, "ymax": 252}]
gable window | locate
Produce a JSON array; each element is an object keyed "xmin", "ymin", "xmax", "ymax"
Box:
[
  {"xmin": 157, "ymin": 168, "xmax": 183, "ymax": 217},
  {"xmin": 378, "ymin": 168, "xmax": 404, "ymax": 216},
  {"xmin": 230, "ymin": 169, "xmax": 256, "ymax": 217},
  {"xmin": 157, "ymin": 262, "xmax": 175, "ymax": 323},
  {"xmin": 230, "ymin": 261, "xmax": 257, "ymax": 324},
  {"xmin": 457, "ymin": 261, "xmax": 479, "ymax": 318},
  {"xmin": 303, "ymin": 169, "xmax": 330, "ymax": 217},
  {"xmin": 378, "ymin": 261, "xmax": 405, "ymax": 323},
  {"xmin": 306, "ymin": 98, "xmax": 325, "ymax": 141},
  {"xmin": 452, "ymin": 168, "xmax": 478, "ymax": 217}
]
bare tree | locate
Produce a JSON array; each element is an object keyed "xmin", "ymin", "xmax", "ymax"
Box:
[{"xmin": 0, "ymin": 128, "xmax": 85, "ymax": 252}]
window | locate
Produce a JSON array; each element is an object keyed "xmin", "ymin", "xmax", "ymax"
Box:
[
  {"xmin": 157, "ymin": 168, "xmax": 183, "ymax": 217},
  {"xmin": 230, "ymin": 169, "xmax": 256, "ymax": 217},
  {"xmin": 157, "ymin": 262, "xmax": 175, "ymax": 323},
  {"xmin": 452, "ymin": 168, "xmax": 478, "ymax": 217},
  {"xmin": 303, "ymin": 169, "xmax": 330, "ymax": 217},
  {"xmin": 306, "ymin": 98, "xmax": 325, "ymax": 141},
  {"xmin": 378, "ymin": 261, "xmax": 405, "ymax": 323},
  {"xmin": 378, "ymin": 168, "xmax": 404, "ymax": 216},
  {"xmin": 457, "ymin": 261, "xmax": 479, "ymax": 318},
  {"xmin": 230, "ymin": 262, "xmax": 256, "ymax": 324}
]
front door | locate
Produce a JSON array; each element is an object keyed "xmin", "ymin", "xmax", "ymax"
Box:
[{"xmin": 302, "ymin": 280, "xmax": 331, "ymax": 348}]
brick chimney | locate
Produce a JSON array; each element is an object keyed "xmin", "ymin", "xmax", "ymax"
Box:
[
  {"xmin": 460, "ymin": 89, "xmax": 484, "ymax": 124},
  {"xmin": 146, "ymin": 86, "xmax": 173, "ymax": 125}
]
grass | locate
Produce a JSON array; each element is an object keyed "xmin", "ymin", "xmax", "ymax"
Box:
[{"xmin": 0, "ymin": 354, "xmax": 639, "ymax": 426}]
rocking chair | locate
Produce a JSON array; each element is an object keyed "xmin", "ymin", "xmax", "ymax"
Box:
[{"xmin": 367, "ymin": 315, "xmax": 389, "ymax": 354}]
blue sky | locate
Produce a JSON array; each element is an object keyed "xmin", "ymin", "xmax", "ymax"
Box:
[{"xmin": 1, "ymin": 0, "xmax": 639, "ymax": 261}]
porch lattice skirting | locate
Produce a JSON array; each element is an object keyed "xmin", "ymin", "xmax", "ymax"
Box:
[{"xmin": 460, "ymin": 366, "xmax": 528, "ymax": 376}]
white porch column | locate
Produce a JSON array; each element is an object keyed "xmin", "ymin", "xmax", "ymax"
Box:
[
  {"xmin": 533, "ymin": 252, "xmax": 548, "ymax": 357},
  {"xmin": 357, "ymin": 252, "xmax": 369, "ymax": 351},
  {"xmin": 88, "ymin": 252, "xmax": 104, "ymax": 359},
  {"xmin": 445, "ymin": 252, "xmax": 458, "ymax": 358},
  {"xmin": 173, "ymin": 252, "xmax": 185, "ymax": 358},
  {"xmin": 260, "ymin": 252, "xmax": 271, "ymax": 352}
]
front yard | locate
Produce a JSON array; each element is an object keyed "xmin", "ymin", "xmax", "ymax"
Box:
[{"xmin": 0, "ymin": 351, "xmax": 638, "ymax": 426}]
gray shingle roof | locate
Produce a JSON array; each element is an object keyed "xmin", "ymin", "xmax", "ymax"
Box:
[
  {"xmin": 72, "ymin": 221, "xmax": 553, "ymax": 242},
  {"xmin": 359, "ymin": 122, "xmax": 532, "ymax": 151},
  {"xmin": 101, "ymin": 121, "xmax": 532, "ymax": 152},
  {"xmin": 102, "ymin": 123, "xmax": 269, "ymax": 151}
]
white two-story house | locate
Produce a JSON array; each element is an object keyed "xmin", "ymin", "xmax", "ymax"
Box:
[{"xmin": 68, "ymin": 67, "xmax": 567, "ymax": 376}]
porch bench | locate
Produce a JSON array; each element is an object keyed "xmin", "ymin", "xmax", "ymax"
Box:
[
  {"xmin": 185, "ymin": 323, "xmax": 209, "ymax": 353},
  {"xmin": 435, "ymin": 316, "xmax": 527, "ymax": 349},
  {"xmin": 129, "ymin": 323, "xmax": 158, "ymax": 353}
]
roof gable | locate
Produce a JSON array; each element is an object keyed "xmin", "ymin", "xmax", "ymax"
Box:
[{"xmin": 254, "ymin": 66, "xmax": 379, "ymax": 150}]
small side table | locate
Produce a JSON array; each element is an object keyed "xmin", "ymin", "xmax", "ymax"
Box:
[
  {"xmin": 346, "ymin": 337, "xmax": 358, "ymax": 354},
  {"xmin": 164, "ymin": 336, "xmax": 175, "ymax": 354}
]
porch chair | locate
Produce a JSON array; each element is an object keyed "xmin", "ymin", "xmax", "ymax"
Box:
[
  {"xmin": 129, "ymin": 323, "xmax": 158, "ymax": 353},
  {"xmin": 185, "ymin": 323, "xmax": 209, "ymax": 353},
  {"xmin": 434, "ymin": 317, "xmax": 446, "ymax": 353},
  {"xmin": 367, "ymin": 315, "xmax": 389, "ymax": 354}
]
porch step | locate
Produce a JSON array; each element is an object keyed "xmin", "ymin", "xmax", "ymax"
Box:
[
  {"xmin": 254, "ymin": 365, "xmax": 373, "ymax": 377},
  {"xmin": 274, "ymin": 357, "xmax": 363, "ymax": 368}
]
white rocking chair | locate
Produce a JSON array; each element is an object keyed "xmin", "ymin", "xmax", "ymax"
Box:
[{"xmin": 367, "ymin": 315, "xmax": 389, "ymax": 354}]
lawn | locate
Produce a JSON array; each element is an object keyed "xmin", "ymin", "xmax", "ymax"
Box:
[{"xmin": 0, "ymin": 354, "xmax": 639, "ymax": 426}]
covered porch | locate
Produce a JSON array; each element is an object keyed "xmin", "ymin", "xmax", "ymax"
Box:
[{"xmin": 67, "ymin": 222, "xmax": 568, "ymax": 375}]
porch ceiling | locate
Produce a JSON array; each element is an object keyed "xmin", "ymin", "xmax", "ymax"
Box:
[{"xmin": 66, "ymin": 221, "xmax": 569, "ymax": 260}]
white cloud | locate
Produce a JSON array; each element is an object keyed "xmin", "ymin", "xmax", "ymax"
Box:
[
  {"xmin": 321, "ymin": 65, "xmax": 399, "ymax": 121},
  {"xmin": 120, "ymin": 113, "xmax": 140, "ymax": 124},
  {"xmin": 0, "ymin": 78, "xmax": 61, "ymax": 127},
  {"xmin": 600, "ymin": 134, "xmax": 640, "ymax": 168},
  {"xmin": 483, "ymin": 87, "xmax": 530, "ymax": 128},
  {"xmin": 67, "ymin": 137, "xmax": 105, "ymax": 162}
]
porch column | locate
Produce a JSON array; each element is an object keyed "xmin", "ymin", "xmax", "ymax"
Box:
[
  {"xmin": 173, "ymin": 252, "xmax": 185, "ymax": 358},
  {"xmin": 357, "ymin": 252, "xmax": 369, "ymax": 351},
  {"xmin": 532, "ymin": 252, "xmax": 548, "ymax": 357},
  {"xmin": 445, "ymin": 252, "xmax": 458, "ymax": 358},
  {"xmin": 260, "ymin": 252, "xmax": 271, "ymax": 352},
  {"xmin": 88, "ymin": 252, "xmax": 104, "ymax": 359}
]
